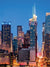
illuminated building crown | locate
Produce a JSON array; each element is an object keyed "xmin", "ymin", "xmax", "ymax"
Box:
[
  {"xmin": 32, "ymin": 4, "xmax": 37, "ymax": 22},
  {"xmin": 32, "ymin": 14, "xmax": 37, "ymax": 21},
  {"xmin": 29, "ymin": 4, "xmax": 37, "ymax": 22}
]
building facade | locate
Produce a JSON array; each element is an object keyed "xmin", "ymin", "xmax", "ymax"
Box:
[
  {"xmin": 44, "ymin": 13, "xmax": 50, "ymax": 67},
  {"xmin": 2, "ymin": 22, "xmax": 11, "ymax": 47},
  {"xmin": 29, "ymin": 9, "xmax": 37, "ymax": 59},
  {"xmin": 17, "ymin": 26, "xmax": 22, "ymax": 36},
  {"xmin": 13, "ymin": 37, "xmax": 18, "ymax": 56},
  {"xmin": 18, "ymin": 48, "xmax": 30, "ymax": 62},
  {"xmin": 44, "ymin": 13, "xmax": 50, "ymax": 59},
  {"xmin": 23, "ymin": 30, "xmax": 30, "ymax": 48},
  {"xmin": 42, "ymin": 23, "xmax": 45, "ymax": 42},
  {"xmin": 17, "ymin": 31, "xmax": 24, "ymax": 50},
  {"xmin": 42, "ymin": 23, "xmax": 45, "ymax": 56}
]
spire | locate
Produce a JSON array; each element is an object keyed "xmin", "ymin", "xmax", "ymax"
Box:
[
  {"xmin": 32, "ymin": 4, "xmax": 37, "ymax": 21},
  {"xmin": 29, "ymin": 4, "xmax": 37, "ymax": 22},
  {"xmin": 33, "ymin": 4, "xmax": 36, "ymax": 15}
]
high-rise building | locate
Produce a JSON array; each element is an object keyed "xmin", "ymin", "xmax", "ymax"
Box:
[
  {"xmin": 17, "ymin": 31, "xmax": 24, "ymax": 50},
  {"xmin": 42, "ymin": 23, "xmax": 45, "ymax": 56},
  {"xmin": 13, "ymin": 37, "xmax": 18, "ymax": 56},
  {"xmin": 17, "ymin": 26, "xmax": 22, "ymax": 36},
  {"xmin": 18, "ymin": 32, "xmax": 24, "ymax": 48},
  {"xmin": 30, "ymin": 47, "xmax": 35, "ymax": 62},
  {"xmin": 29, "ymin": 6, "xmax": 37, "ymax": 58},
  {"xmin": 1, "ymin": 22, "xmax": 11, "ymax": 47},
  {"xmin": 18, "ymin": 48, "xmax": 30, "ymax": 62},
  {"xmin": 0, "ymin": 52, "xmax": 10, "ymax": 65},
  {"xmin": 42, "ymin": 23, "xmax": 45, "ymax": 42},
  {"xmin": 23, "ymin": 30, "xmax": 30, "ymax": 48},
  {"xmin": 44, "ymin": 13, "xmax": 50, "ymax": 59},
  {"xmin": 17, "ymin": 26, "xmax": 24, "ymax": 50}
]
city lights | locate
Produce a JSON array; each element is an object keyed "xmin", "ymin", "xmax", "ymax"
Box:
[{"xmin": 0, "ymin": 0, "xmax": 50, "ymax": 67}]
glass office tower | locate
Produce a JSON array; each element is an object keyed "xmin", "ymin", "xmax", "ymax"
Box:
[{"xmin": 29, "ymin": 6, "xmax": 37, "ymax": 58}]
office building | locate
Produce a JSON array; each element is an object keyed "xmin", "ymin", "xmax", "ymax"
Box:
[
  {"xmin": 18, "ymin": 48, "xmax": 30, "ymax": 62},
  {"xmin": 2, "ymin": 22, "xmax": 11, "ymax": 47},
  {"xmin": 17, "ymin": 25, "xmax": 24, "ymax": 50},
  {"xmin": 42, "ymin": 23, "xmax": 45, "ymax": 56},
  {"xmin": 13, "ymin": 37, "xmax": 18, "ymax": 56},
  {"xmin": 17, "ymin": 31, "xmax": 24, "ymax": 50},
  {"xmin": 44, "ymin": 13, "xmax": 50, "ymax": 59},
  {"xmin": 30, "ymin": 47, "xmax": 35, "ymax": 62},
  {"xmin": 23, "ymin": 30, "xmax": 30, "ymax": 48},
  {"xmin": 0, "ymin": 53, "xmax": 10, "ymax": 66},
  {"xmin": 29, "ymin": 6, "xmax": 37, "ymax": 58},
  {"xmin": 17, "ymin": 26, "xmax": 22, "ymax": 36},
  {"xmin": 42, "ymin": 22, "xmax": 45, "ymax": 42},
  {"xmin": 44, "ymin": 13, "xmax": 50, "ymax": 67}
]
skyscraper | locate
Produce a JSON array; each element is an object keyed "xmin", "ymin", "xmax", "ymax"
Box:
[
  {"xmin": 18, "ymin": 48, "xmax": 30, "ymax": 62},
  {"xmin": 23, "ymin": 30, "xmax": 30, "ymax": 48},
  {"xmin": 29, "ymin": 6, "xmax": 37, "ymax": 58},
  {"xmin": 42, "ymin": 23, "xmax": 45, "ymax": 56},
  {"xmin": 42, "ymin": 22, "xmax": 45, "ymax": 42},
  {"xmin": 17, "ymin": 31, "xmax": 24, "ymax": 50},
  {"xmin": 13, "ymin": 37, "xmax": 18, "ymax": 56},
  {"xmin": 44, "ymin": 13, "xmax": 50, "ymax": 59},
  {"xmin": 17, "ymin": 26, "xmax": 24, "ymax": 50},
  {"xmin": 17, "ymin": 26, "xmax": 22, "ymax": 36},
  {"xmin": 2, "ymin": 22, "xmax": 11, "ymax": 47}
]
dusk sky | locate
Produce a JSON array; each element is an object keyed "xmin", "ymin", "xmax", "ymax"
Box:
[{"xmin": 0, "ymin": 0, "xmax": 50, "ymax": 50}]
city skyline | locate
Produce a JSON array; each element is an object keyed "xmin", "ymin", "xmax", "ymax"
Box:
[{"xmin": 0, "ymin": 0, "xmax": 50, "ymax": 50}]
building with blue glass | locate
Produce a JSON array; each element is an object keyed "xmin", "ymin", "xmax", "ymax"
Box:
[
  {"xmin": 30, "ymin": 23, "xmax": 36, "ymax": 47},
  {"xmin": 29, "ymin": 6, "xmax": 37, "ymax": 58},
  {"xmin": 12, "ymin": 37, "xmax": 17, "ymax": 56}
]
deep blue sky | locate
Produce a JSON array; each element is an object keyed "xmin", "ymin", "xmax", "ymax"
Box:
[{"xmin": 0, "ymin": 0, "xmax": 50, "ymax": 50}]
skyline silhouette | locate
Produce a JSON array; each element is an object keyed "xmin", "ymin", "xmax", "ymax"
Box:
[{"xmin": 0, "ymin": 0, "xmax": 50, "ymax": 50}]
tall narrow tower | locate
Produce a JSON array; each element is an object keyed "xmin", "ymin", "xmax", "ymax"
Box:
[
  {"xmin": 29, "ymin": 5, "xmax": 37, "ymax": 58},
  {"xmin": 2, "ymin": 22, "xmax": 11, "ymax": 47}
]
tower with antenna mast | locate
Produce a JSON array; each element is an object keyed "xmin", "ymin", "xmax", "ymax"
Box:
[
  {"xmin": 29, "ymin": 4, "xmax": 37, "ymax": 26},
  {"xmin": 29, "ymin": 4, "xmax": 37, "ymax": 62}
]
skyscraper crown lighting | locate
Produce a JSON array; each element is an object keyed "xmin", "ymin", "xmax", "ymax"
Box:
[
  {"xmin": 2, "ymin": 21, "xmax": 11, "ymax": 25},
  {"xmin": 29, "ymin": 4, "xmax": 37, "ymax": 22},
  {"xmin": 46, "ymin": 13, "xmax": 50, "ymax": 16},
  {"xmin": 32, "ymin": 4, "xmax": 37, "ymax": 21}
]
